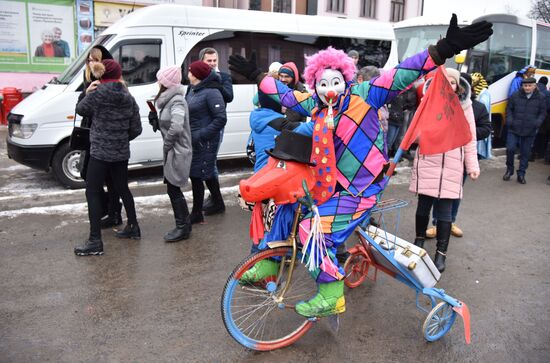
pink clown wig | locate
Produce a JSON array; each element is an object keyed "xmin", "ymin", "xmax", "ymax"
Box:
[{"xmin": 303, "ymin": 47, "xmax": 357, "ymax": 90}]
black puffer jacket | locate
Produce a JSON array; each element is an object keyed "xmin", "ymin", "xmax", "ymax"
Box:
[
  {"xmin": 76, "ymin": 82, "xmax": 142, "ymax": 162},
  {"xmin": 186, "ymin": 71, "xmax": 227, "ymax": 179},
  {"xmin": 506, "ymin": 88, "xmax": 547, "ymax": 137},
  {"xmin": 472, "ymin": 99, "xmax": 492, "ymax": 140}
]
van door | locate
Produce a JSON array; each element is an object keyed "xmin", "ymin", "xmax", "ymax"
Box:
[{"xmin": 109, "ymin": 38, "xmax": 165, "ymax": 164}]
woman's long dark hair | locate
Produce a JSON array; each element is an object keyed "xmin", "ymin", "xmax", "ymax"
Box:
[{"xmin": 154, "ymin": 84, "xmax": 167, "ymax": 103}]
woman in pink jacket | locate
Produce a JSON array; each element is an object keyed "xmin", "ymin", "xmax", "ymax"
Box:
[{"xmin": 410, "ymin": 68, "xmax": 480, "ymax": 273}]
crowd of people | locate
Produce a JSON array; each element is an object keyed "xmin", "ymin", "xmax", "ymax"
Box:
[{"xmin": 72, "ymin": 25, "xmax": 549, "ymax": 311}]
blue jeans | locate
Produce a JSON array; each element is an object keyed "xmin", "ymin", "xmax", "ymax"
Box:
[{"xmin": 506, "ymin": 132, "xmax": 535, "ymax": 176}]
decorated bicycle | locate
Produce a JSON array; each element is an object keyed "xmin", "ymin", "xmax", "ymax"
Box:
[{"xmin": 221, "ymin": 14, "xmax": 492, "ymax": 351}]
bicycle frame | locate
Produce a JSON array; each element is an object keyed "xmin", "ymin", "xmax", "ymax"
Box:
[{"xmin": 266, "ymin": 204, "xmax": 303, "ymax": 301}]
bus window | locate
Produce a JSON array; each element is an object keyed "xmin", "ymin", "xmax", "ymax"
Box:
[
  {"xmin": 182, "ymin": 31, "xmax": 390, "ymax": 85},
  {"xmin": 473, "ymin": 22, "xmax": 532, "ymax": 84},
  {"xmin": 394, "ymin": 25, "xmax": 459, "ymax": 68},
  {"xmin": 535, "ymin": 25, "xmax": 550, "ymax": 70}
]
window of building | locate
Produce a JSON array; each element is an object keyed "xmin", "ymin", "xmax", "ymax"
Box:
[
  {"xmin": 360, "ymin": 0, "xmax": 376, "ymax": 18},
  {"xmin": 110, "ymin": 41, "xmax": 161, "ymax": 86},
  {"xmin": 181, "ymin": 30, "xmax": 390, "ymax": 85},
  {"xmin": 273, "ymin": 0, "xmax": 292, "ymax": 13},
  {"xmin": 390, "ymin": 0, "xmax": 405, "ymax": 22},
  {"xmin": 249, "ymin": 0, "xmax": 261, "ymax": 10},
  {"xmin": 327, "ymin": 0, "xmax": 345, "ymax": 13}
]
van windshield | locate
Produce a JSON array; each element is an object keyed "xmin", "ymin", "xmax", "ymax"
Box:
[{"xmin": 53, "ymin": 35, "xmax": 114, "ymax": 85}]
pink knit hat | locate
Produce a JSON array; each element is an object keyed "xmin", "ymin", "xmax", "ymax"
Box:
[{"xmin": 156, "ymin": 66, "xmax": 182, "ymax": 88}]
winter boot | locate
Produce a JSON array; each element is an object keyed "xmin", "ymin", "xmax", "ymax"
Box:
[
  {"xmin": 414, "ymin": 214, "xmax": 429, "ymax": 248},
  {"xmin": 115, "ymin": 223, "xmax": 141, "ymax": 240},
  {"xmin": 74, "ymin": 237, "xmax": 104, "ymax": 256},
  {"xmin": 100, "ymin": 211, "xmax": 123, "ymax": 229},
  {"xmin": 414, "ymin": 237, "xmax": 425, "ymax": 249},
  {"xmin": 203, "ymin": 177, "xmax": 225, "ymax": 216},
  {"xmin": 164, "ymin": 197, "xmax": 191, "ymax": 242},
  {"xmin": 202, "ymin": 195, "xmax": 214, "ymax": 211},
  {"xmin": 190, "ymin": 211, "xmax": 205, "ymax": 224},
  {"xmin": 434, "ymin": 220, "xmax": 451, "ymax": 273},
  {"xmin": 295, "ymin": 280, "xmax": 346, "ymax": 318},
  {"xmin": 240, "ymin": 259, "xmax": 280, "ymax": 285}
]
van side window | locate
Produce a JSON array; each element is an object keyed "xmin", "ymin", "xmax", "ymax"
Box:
[
  {"xmin": 111, "ymin": 42, "xmax": 161, "ymax": 86},
  {"xmin": 182, "ymin": 31, "xmax": 390, "ymax": 85}
]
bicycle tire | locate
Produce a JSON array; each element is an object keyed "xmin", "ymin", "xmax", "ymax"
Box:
[
  {"xmin": 343, "ymin": 252, "xmax": 369, "ymax": 288},
  {"xmin": 221, "ymin": 247, "xmax": 317, "ymax": 351}
]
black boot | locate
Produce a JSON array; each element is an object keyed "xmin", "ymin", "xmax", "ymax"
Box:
[
  {"xmin": 100, "ymin": 211, "xmax": 123, "ymax": 229},
  {"xmin": 414, "ymin": 237, "xmax": 425, "ymax": 249},
  {"xmin": 190, "ymin": 211, "xmax": 204, "ymax": 224},
  {"xmin": 203, "ymin": 177, "xmax": 225, "ymax": 216},
  {"xmin": 434, "ymin": 220, "xmax": 451, "ymax": 273},
  {"xmin": 164, "ymin": 197, "xmax": 191, "ymax": 242},
  {"xmin": 74, "ymin": 237, "xmax": 103, "ymax": 256},
  {"xmin": 202, "ymin": 196, "xmax": 214, "ymax": 211},
  {"xmin": 116, "ymin": 223, "xmax": 141, "ymax": 239},
  {"xmin": 414, "ymin": 214, "xmax": 429, "ymax": 248}
]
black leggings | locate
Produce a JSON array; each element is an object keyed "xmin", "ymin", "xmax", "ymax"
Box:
[
  {"xmin": 190, "ymin": 177, "xmax": 221, "ymax": 213},
  {"xmin": 86, "ymin": 157, "xmax": 137, "ymax": 239},
  {"xmin": 167, "ymin": 181, "xmax": 183, "ymax": 200},
  {"xmin": 415, "ymin": 194, "xmax": 452, "ymax": 237}
]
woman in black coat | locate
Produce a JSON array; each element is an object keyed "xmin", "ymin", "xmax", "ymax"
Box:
[
  {"xmin": 78, "ymin": 45, "xmax": 122, "ymax": 229},
  {"xmin": 185, "ymin": 61, "xmax": 227, "ymax": 224}
]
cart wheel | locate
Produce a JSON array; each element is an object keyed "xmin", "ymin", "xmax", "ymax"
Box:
[
  {"xmin": 422, "ymin": 301, "xmax": 457, "ymax": 342},
  {"xmin": 343, "ymin": 252, "xmax": 369, "ymax": 288}
]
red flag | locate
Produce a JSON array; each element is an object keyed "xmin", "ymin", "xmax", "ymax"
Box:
[{"xmin": 400, "ymin": 66, "xmax": 472, "ymax": 155}]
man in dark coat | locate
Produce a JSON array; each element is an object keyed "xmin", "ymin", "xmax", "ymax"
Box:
[{"xmin": 504, "ymin": 77, "xmax": 547, "ymax": 184}]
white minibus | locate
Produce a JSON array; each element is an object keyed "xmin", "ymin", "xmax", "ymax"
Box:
[{"xmin": 7, "ymin": 4, "xmax": 396, "ymax": 188}]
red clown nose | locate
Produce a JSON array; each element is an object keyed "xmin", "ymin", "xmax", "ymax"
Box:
[{"xmin": 326, "ymin": 90, "xmax": 337, "ymax": 102}]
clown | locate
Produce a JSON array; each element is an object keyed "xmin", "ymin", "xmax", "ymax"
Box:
[{"xmin": 230, "ymin": 14, "xmax": 492, "ymax": 318}]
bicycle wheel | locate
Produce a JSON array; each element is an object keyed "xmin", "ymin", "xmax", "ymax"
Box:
[
  {"xmin": 422, "ymin": 301, "xmax": 457, "ymax": 342},
  {"xmin": 221, "ymin": 247, "xmax": 317, "ymax": 351},
  {"xmin": 343, "ymin": 252, "xmax": 369, "ymax": 288}
]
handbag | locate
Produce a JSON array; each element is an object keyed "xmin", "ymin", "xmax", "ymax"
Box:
[{"xmin": 69, "ymin": 114, "xmax": 90, "ymax": 151}]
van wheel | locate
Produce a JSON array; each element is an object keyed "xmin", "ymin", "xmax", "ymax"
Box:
[{"xmin": 52, "ymin": 142, "xmax": 86, "ymax": 189}]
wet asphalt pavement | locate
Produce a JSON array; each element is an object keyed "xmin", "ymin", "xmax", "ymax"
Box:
[{"xmin": 1, "ymin": 126, "xmax": 549, "ymax": 362}]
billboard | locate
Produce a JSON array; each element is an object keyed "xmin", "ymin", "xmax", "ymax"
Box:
[{"xmin": 0, "ymin": 0, "xmax": 76, "ymax": 73}]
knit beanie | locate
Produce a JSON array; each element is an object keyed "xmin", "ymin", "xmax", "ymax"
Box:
[
  {"xmin": 445, "ymin": 68, "xmax": 461, "ymax": 86},
  {"xmin": 269, "ymin": 62, "xmax": 282, "ymax": 74},
  {"xmin": 101, "ymin": 59, "xmax": 122, "ymax": 82},
  {"xmin": 189, "ymin": 61, "xmax": 212, "ymax": 81},
  {"xmin": 156, "ymin": 66, "xmax": 182, "ymax": 88},
  {"xmin": 278, "ymin": 66, "xmax": 295, "ymax": 79}
]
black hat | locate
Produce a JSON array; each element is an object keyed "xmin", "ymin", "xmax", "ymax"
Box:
[
  {"xmin": 522, "ymin": 77, "xmax": 536, "ymax": 84},
  {"xmin": 266, "ymin": 130, "xmax": 315, "ymax": 166}
]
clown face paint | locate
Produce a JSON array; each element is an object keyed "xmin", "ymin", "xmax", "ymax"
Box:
[{"xmin": 316, "ymin": 69, "xmax": 345, "ymax": 106}]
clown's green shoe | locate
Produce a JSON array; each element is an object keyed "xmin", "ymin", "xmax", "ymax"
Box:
[
  {"xmin": 240, "ymin": 259, "xmax": 280, "ymax": 284},
  {"xmin": 295, "ymin": 280, "xmax": 346, "ymax": 317}
]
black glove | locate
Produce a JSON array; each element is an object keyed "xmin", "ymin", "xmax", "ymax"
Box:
[
  {"xmin": 148, "ymin": 111, "xmax": 159, "ymax": 133},
  {"xmin": 228, "ymin": 52, "xmax": 262, "ymax": 82},
  {"xmin": 435, "ymin": 14, "xmax": 493, "ymax": 60}
]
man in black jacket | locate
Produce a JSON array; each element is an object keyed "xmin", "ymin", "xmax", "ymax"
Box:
[{"xmin": 504, "ymin": 77, "xmax": 547, "ymax": 184}]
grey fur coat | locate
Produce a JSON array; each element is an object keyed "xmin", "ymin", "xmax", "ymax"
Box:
[{"xmin": 156, "ymin": 85, "xmax": 192, "ymax": 187}]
